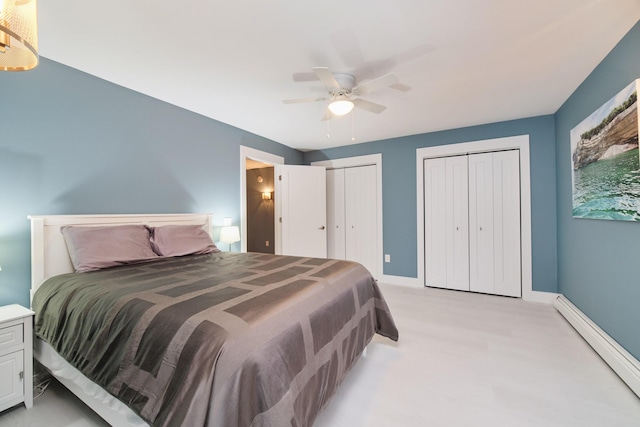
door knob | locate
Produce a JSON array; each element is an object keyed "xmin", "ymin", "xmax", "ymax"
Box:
[{"xmin": 319, "ymin": 226, "xmax": 325, "ymax": 230}]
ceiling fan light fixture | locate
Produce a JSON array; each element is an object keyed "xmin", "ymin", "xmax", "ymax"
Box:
[{"xmin": 328, "ymin": 96, "xmax": 354, "ymax": 116}]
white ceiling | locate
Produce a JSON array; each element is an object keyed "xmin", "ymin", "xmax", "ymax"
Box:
[{"xmin": 37, "ymin": 1, "xmax": 640, "ymax": 152}]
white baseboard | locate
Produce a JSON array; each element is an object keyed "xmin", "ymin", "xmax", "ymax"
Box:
[
  {"xmin": 378, "ymin": 274, "xmax": 422, "ymax": 287},
  {"xmin": 380, "ymin": 276, "xmax": 559, "ymax": 305},
  {"xmin": 523, "ymin": 290, "xmax": 559, "ymax": 304},
  {"xmin": 554, "ymin": 295, "xmax": 640, "ymax": 398}
]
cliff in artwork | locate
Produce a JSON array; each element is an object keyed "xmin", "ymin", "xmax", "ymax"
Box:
[{"xmin": 572, "ymin": 93, "xmax": 638, "ymax": 170}]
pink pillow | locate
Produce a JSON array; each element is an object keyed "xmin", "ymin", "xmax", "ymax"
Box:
[
  {"xmin": 61, "ymin": 225, "xmax": 159, "ymax": 272},
  {"xmin": 149, "ymin": 224, "xmax": 219, "ymax": 257}
]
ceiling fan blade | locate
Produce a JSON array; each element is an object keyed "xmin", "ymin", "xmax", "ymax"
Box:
[
  {"xmin": 353, "ymin": 98, "xmax": 387, "ymax": 114},
  {"xmin": 391, "ymin": 83, "xmax": 412, "ymax": 92},
  {"xmin": 354, "ymin": 73, "xmax": 400, "ymax": 95},
  {"xmin": 292, "ymin": 71, "xmax": 318, "ymax": 82},
  {"xmin": 312, "ymin": 67, "xmax": 340, "ymax": 90},
  {"xmin": 283, "ymin": 97, "xmax": 327, "ymax": 104}
]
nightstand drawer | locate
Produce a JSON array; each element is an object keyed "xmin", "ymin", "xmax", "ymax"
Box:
[{"xmin": 0, "ymin": 324, "xmax": 24, "ymax": 353}]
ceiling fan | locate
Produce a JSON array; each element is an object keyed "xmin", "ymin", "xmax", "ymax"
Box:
[{"xmin": 283, "ymin": 67, "xmax": 406, "ymax": 120}]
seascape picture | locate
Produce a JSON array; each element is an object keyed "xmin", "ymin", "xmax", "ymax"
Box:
[{"xmin": 571, "ymin": 79, "xmax": 640, "ymax": 221}]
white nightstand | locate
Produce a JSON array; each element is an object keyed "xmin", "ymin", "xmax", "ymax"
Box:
[{"xmin": 0, "ymin": 304, "xmax": 34, "ymax": 412}]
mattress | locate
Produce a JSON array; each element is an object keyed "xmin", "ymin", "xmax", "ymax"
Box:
[{"xmin": 32, "ymin": 251, "xmax": 398, "ymax": 426}]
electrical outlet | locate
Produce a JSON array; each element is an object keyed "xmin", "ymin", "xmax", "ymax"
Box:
[
  {"xmin": 265, "ymin": 241, "xmax": 269, "ymax": 247},
  {"xmin": 384, "ymin": 254, "xmax": 390, "ymax": 263}
]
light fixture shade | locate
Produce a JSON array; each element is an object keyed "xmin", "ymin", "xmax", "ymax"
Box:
[
  {"xmin": 220, "ymin": 226, "xmax": 240, "ymax": 244},
  {"xmin": 328, "ymin": 96, "xmax": 355, "ymax": 116},
  {"xmin": 0, "ymin": 0, "xmax": 38, "ymax": 71}
]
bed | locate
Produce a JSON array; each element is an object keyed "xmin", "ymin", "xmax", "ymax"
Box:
[{"xmin": 28, "ymin": 213, "xmax": 398, "ymax": 426}]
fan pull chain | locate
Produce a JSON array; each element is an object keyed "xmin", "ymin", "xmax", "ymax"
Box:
[{"xmin": 351, "ymin": 110, "xmax": 356, "ymax": 141}]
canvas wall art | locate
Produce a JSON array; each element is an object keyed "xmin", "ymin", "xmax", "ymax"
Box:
[{"xmin": 571, "ymin": 79, "xmax": 639, "ymax": 221}]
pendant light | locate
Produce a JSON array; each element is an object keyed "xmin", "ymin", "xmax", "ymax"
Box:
[{"xmin": 0, "ymin": 0, "xmax": 38, "ymax": 71}]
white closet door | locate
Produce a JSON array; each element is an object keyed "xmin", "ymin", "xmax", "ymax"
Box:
[
  {"xmin": 468, "ymin": 152, "xmax": 495, "ymax": 293},
  {"xmin": 445, "ymin": 156, "xmax": 470, "ymax": 291},
  {"xmin": 424, "ymin": 158, "xmax": 448, "ymax": 288},
  {"xmin": 469, "ymin": 151, "xmax": 521, "ymax": 296},
  {"xmin": 327, "ymin": 169, "xmax": 346, "ymax": 260},
  {"xmin": 425, "ymin": 150, "xmax": 521, "ymax": 297},
  {"xmin": 345, "ymin": 165, "xmax": 378, "ymax": 277},
  {"xmin": 492, "ymin": 150, "xmax": 521, "ymax": 297}
]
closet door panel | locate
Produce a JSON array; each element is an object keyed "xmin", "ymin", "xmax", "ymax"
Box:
[
  {"xmin": 468, "ymin": 153, "xmax": 495, "ymax": 293},
  {"xmin": 445, "ymin": 156, "xmax": 470, "ymax": 291},
  {"xmin": 345, "ymin": 165, "xmax": 377, "ymax": 277},
  {"xmin": 492, "ymin": 150, "xmax": 522, "ymax": 297},
  {"xmin": 327, "ymin": 169, "xmax": 346, "ymax": 260},
  {"xmin": 424, "ymin": 158, "xmax": 448, "ymax": 288},
  {"xmin": 425, "ymin": 149, "xmax": 522, "ymax": 297}
]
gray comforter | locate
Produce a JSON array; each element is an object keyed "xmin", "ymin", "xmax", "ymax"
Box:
[{"xmin": 32, "ymin": 252, "xmax": 398, "ymax": 426}]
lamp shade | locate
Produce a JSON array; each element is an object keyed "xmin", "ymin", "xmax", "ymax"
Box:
[
  {"xmin": 328, "ymin": 96, "xmax": 354, "ymax": 116},
  {"xmin": 220, "ymin": 226, "xmax": 240, "ymax": 244},
  {"xmin": 0, "ymin": 0, "xmax": 38, "ymax": 71}
]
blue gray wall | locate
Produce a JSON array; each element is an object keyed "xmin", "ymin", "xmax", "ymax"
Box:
[
  {"xmin": 2, "ymin": 21, "xmax": 638, "ymax": 361},
  {"xmin": 304, "ymin": 116, "xmax": 558, "ymax": 294},
  {"xmin": 555, "ymin": 20, "xmax": 640, "ymax": 359},
  {"xmin": 0, "ymin": 58, "xmax": 302, "ymax": 308}
]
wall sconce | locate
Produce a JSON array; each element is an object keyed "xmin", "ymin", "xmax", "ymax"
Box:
[
  {"xmin": 262, "ymin": 192, "xmax": 272, "ymax": 200},
  {"xmin": 0, "ymin": 0, "xmax": 39, "ymax": 71}
]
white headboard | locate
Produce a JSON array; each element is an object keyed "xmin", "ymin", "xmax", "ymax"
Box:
[{"xmin": 28, "ymin": 213, "xmax": 213, "ymax": 302}]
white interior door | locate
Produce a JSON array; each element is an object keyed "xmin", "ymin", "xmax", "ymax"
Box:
[
  {"xmin": 275, "ymin": 165, "xmax": 327, "ymax": 258},
  {"xmin": 445, "ymin": 156, "xmax": 470, "ymax": 291},
  {"xmin": 491, "ymin": 150, "xmax": 521, "ymax": 297},
  {"xmin": 345, "ymin": 165, "xmax": 378, "ymax": 277},
  {"xmin": 469, "ymin": 152, "xmax": 495, "ymax": 293},
  {"xmin": 424, "ymin": 158, "xmax": 448, "ymax": 288},
  {"xmin": 417, "ymin": 137, "xmax": 530, "ymax": 299},
  {"xmin": 326, "ymin": 169, "xmax": 345, "ymax": 260},
  {"xmin": 469, "ymin": 150, "xmax": 521, "ymax": 296}
]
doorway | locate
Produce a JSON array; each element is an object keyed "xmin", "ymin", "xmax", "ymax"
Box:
[
  {"xmin": 240, "ymin": 146, "xmax": 328, "ymax": 258},
  {"xmin": 246, "ymin": 161, "xmax": 275, "ymax": 253},
  {"xmin": 240, "ymin": 146, "xmax": 284, "ymax": 253}
]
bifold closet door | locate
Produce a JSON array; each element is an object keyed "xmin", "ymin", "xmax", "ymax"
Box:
[
  {"xmin": 326, "ymin": 169, "xmax": 345, "ymax": 260},
  {"xmin": 424, "ymin": 158, "xmax": 447, "ymax": 288},
  {"xmin": 344, "ymin": 165, "xmax": 377, "ymax": 277},
  {"xmin": 326, "ymin": 165, "xmax": 378, "ymax": 278},
  {"xmin": 424, "ymin": 156, "xmax": 469, "ymax": 291},
  {"xmin": 468, "ymin": 150, "xmax": 521, "ymax": 297}
]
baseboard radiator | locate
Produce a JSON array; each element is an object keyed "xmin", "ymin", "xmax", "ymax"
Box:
[{"xmin": 554, "ymin": 295, "xmax": 640, "ymax": 398}]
